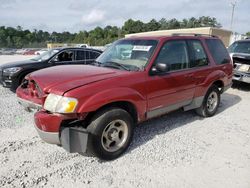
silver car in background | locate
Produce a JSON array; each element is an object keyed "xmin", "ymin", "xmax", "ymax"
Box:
[{"xmin": 228, "ymin": 39, "xmax": 250, "ymax": 84}]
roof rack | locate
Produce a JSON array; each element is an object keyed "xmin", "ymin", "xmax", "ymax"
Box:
[{"xmin": 171, "ymin": 33, "xmax": 218, "ymax": 38}]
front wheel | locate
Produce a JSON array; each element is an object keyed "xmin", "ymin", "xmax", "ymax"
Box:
[
  {"xmin": 195, "ymin": 85, "xmax": 221, "ymax": 117},
  {"xmin": 87, "ymin": 108, "xmax": 134, "ymax": 160},
  {"xmin": 10, "ymin": 74, "xmax": 26, "ymax": 92}
]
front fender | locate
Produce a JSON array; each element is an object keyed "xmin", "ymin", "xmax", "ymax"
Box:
[{"xmin": 77, "ymin": 87, "xmax": 147, "ymax": 121}]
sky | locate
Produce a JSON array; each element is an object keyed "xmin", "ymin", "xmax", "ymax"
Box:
[{"xmin": 0, "ymin": 0, "xmax": 249, "ymax": 34}]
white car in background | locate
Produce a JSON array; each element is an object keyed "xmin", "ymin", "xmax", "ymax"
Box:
[
  {"xmin": 35, "ymin": 49, "xmax": 48, "ymax": 55},
  {"xmin": 16, "ymin": 49, "xmax": 28, "ymax": 55}
]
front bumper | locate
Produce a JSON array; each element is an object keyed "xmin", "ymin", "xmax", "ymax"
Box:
[
  {"xmin": 34, "ymin": 111, "xmax": 66, "ymax": 144},
  {"xmin": 233, "ymin": 71, "xmax": 250, "ymax": 83},
  {"xmin": 17, "ymin": 97, "xmax": 42, "ymax": 112},
  {"xmin": 34, "ymin": 111, "xmax": 90, "ymax": 153},
  {"xmin": 34, "ymin": 111, "xmax": 68, "ymax": 133},
  {"xmin": 35, "ymin": 125, "xmax": 60, "ymax": 145},
  {"xmin": 0, "ymin": 72, "xmax": 17, "ymax": 88}
]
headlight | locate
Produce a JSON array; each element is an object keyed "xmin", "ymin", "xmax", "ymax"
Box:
[
  {"xmin": 238, "ymin": 64, "xmax": 250, "ymax": 73},
  {"xmin": 3, "ymin": 67, "xmax": 22, "ymax": 74},
  {"xmin": 44, "ymin": 93, "xmax": 78, "ymax": 113}
]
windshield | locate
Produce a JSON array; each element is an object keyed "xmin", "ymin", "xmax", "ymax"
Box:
[
  {"xmin": 96, "ymin": 39, "xmax": 158, "ymax": 71},
  {"xmin": 31, "ymin": 49, "xmax": 59, "ymax": 61},
  {"xmin": 228, "ymin": 41, "xmax": 250, "ymax": 54}
]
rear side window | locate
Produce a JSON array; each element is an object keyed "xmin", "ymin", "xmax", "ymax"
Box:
[
  {"xmin": 205, "ymin": 39, "xmax": 230, "ymax": 64},
  {"xmin": 90, "ymin": 51, "xmax": 100, "ymax": 59},
  {"xmin": 76, "ymin": 50, "xmax": 87, "ymax": 60},
  {"xmin": 188, "ymin": 40, "xmax": 208, "ymax": 68},
  {"xmin": 76, "ymin": 50, "xmax": 100, "ymax": 60}
]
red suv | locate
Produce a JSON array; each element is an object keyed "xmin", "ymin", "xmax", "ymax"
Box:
[{"xmin": 16, "ymin": 34, "xmax": 233, "ymax": 160}]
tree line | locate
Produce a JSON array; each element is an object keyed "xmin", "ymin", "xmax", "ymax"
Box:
[{"xmin": 0, "ymin": 16, "xmax": 240, "ymax": 48}]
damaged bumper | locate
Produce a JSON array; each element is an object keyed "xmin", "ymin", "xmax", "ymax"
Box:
[
  {"xmin": 61, "ymin": 127, "xmax": 89, "ymax": 153},
  {"xmin": 233, "ymin": 71, "xmax": 250, "ymax": 83},
  {"xmin": 17, "ymin": 97, "xmax": 42, "ymax": 112},
  {"xmin": 35, "ymin": 125, "xmax": 60, "ymax": 145},
  {"xmin": 34, "ymin": 111, "xmax": 89, "ymax": 153}
]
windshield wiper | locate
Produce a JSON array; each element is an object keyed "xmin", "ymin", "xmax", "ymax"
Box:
[{"xmin": 102, "ymin": 61, "xmax": 130, "ymax": 71}]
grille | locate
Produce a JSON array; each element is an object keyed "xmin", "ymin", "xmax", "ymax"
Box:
[
  {"xmin": 22, "ymin": 79, "xmax": 43, "ymax": 98},
  {"xmin": 35, "ymin": 83, "xmax": 43, "ymax": 97},
  {"xmin": 29, "ymin": 80, "xmax": 43, "ymax": 98}
]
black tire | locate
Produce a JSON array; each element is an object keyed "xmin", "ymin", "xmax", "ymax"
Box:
[
  {"xmin": 10, "ymin": 74, "xmax": 26, "ymax": 92},
  {"xmin": 195, "ymin": 85, "xmax": 220, "ymax": 117},
  {"xmin": 10, "ymin": 82, "xmax": 20, "ymax": 92},
  {"xmin": 87, "ymin": 107, "xmax": 134, "ymax": 160}
]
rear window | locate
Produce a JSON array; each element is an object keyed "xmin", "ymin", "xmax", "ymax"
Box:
[
  {"xmin": 205, "ymin": 39, "xmax": 230, "ymax": 64},
  {"xmin": 76, "ymin": 50, "xmax": 87, "ymax": 60},
  {"xmin": 90, "ymin": 51, "xmax": 100, "ymax": 59}
]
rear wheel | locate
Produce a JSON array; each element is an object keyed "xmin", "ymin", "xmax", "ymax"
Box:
[
  {"xmin": 87, "ymin": 108, "xmax": 134, "ymax": 160},
  {"xmin": 195, "ymin": 85, "xmax": 220, "ymax": 117}
]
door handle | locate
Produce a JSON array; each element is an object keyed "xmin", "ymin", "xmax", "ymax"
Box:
[{"xmin": 184, "ymin": 73, "xmax": 198, "ymax": 81}]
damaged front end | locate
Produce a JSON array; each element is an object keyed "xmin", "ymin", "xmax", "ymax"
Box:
[
  {"xmin": 16, "ymin": 78, "xmax": 45, "ymax": 112},
  {"xmin": 60, "ymin": 126, "xmax": 89, "ymax": 153},
  {"xmin": 232, "ymin": 54, "xmax": 250, "ymax": 83},
  {"xmin": 17, "ymin": 77, "xmax": 91, "ymax": 154}
]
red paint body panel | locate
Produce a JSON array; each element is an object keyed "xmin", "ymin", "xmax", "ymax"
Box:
[
  {"xmin": 16, "ymin": 35, "xmax": 233, "ymax": 135},
  {"xmin": 34, "ymin": 111, "xmax": 78, "ymax": 132},
  {"xmin": 34, "ymin": 111, "xmax": 63, "ymax": 132},
  {"xmin": 65, "ymin": 71, "xmax": 147, "ymax": 121},
  {"xmin": 146, "ymin": 69, "xmax": 196, "ymax": 110},
  {"xmin": 29, "ymin": 65, "xmax": 123, "ymax": 95}
]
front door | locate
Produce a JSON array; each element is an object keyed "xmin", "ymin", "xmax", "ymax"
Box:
[{"xmin": 146, "ymin": 39, "xmax": 196, "ymax": 118}]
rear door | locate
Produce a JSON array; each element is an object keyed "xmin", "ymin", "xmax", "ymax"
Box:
[
  {"xmin": 75, "ymin": 50, "xmax": 101, "ymax": 64},
  {"xmin": 146, "ymin": 39, "xmax": 196, "ymax": 118}
]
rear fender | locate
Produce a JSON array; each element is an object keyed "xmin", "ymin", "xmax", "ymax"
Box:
[{"xmin": 195, "ymin": 69, "xmax": 226, "ymax": 97}]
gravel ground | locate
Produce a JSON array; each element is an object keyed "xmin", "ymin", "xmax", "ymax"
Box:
[{"xmin": 0, "ymin": 55, "xmax": 250, "ymax": 188}]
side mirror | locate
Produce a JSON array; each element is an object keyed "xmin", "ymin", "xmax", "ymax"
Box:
[{"xmin": 151, "ymin": 63, "xmax": 169, "ymax": 74}]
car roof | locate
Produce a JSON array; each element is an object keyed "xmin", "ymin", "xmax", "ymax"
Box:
[
  {"xmin": 122, "ymin": 34, "xmax": 218, "ymax": 41},
  {"xmin": 53, "ymin": 47, "xmax": 102, "ymax": 52}
]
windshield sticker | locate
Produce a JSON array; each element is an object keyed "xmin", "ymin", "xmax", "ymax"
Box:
[{"xmin": 132, "ymin": 46, "xmax": 152, "ymax": 51}]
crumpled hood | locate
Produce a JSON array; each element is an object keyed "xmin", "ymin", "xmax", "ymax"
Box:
[
  {"xmin": 231, "ymin": 53, "xmax": 250, "ymax": 65},
  {"xmin": 231, "ymin": 53, "xmax": 250, "ymax": 60},
  {"xmin": 29, "ymin": 65, "xmax": 123, "ymax": 95}
]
